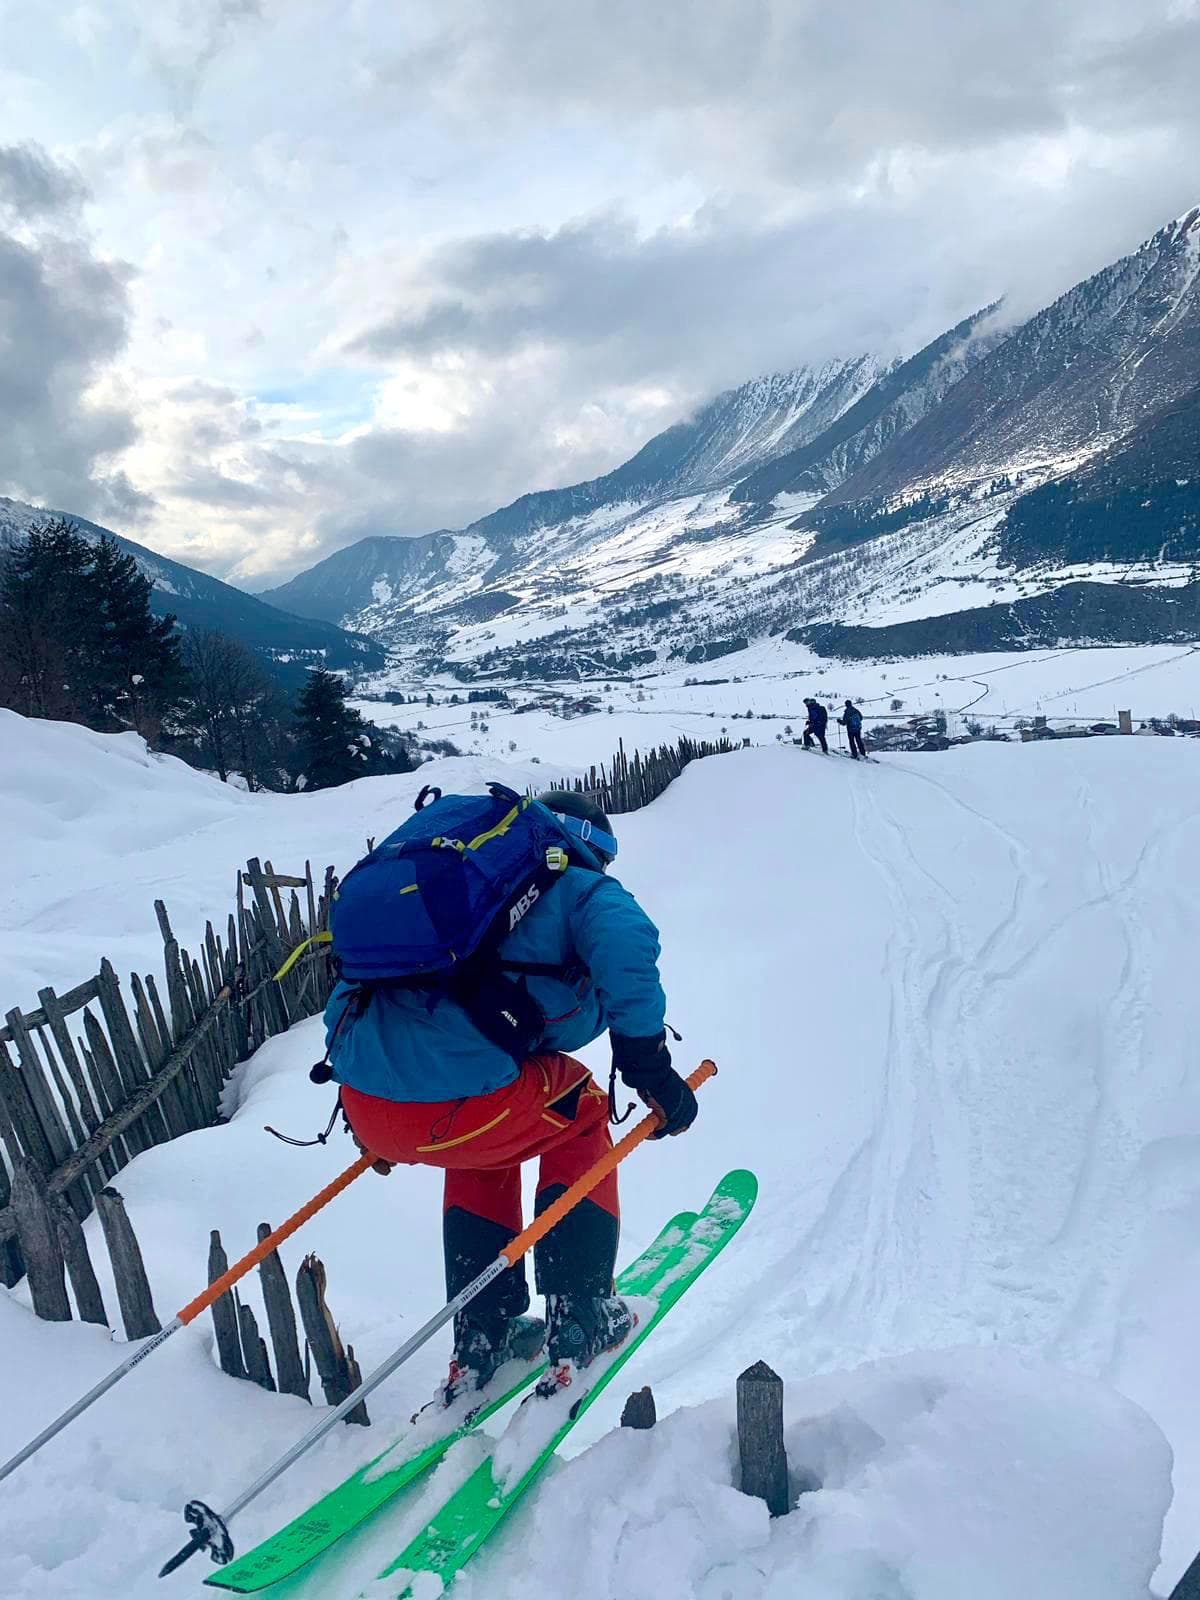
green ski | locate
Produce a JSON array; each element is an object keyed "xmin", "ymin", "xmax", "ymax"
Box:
[
  {"xmin": 365, "ymin": 1169, "xmax": 757, "ymax": 1600},
  {"xmin": 205, "ymin": 1209, "xmax": 697, "ymax": 1592}
]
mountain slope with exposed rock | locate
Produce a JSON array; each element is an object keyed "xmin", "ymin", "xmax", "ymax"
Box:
[{"xmin": 259, "ymin": 207, "xmax": 1200, "ymax": 678}]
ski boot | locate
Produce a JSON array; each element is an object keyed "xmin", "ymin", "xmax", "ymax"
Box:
[
  {"xmin": 535, "ymin": 1294, "xmax": 636, "ymax": 1398},
  {"xmin": 436, "ymin": 1313, "xmax": 546, "ymax": 1410}
]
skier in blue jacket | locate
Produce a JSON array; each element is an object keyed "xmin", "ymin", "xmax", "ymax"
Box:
[
  {"xmin": 803, "ymin": 698, "xmax": 829, "ymax": 753},
  {"xmin": 839, "ymin": 699, "xmax": 867, "ymax": 759},
  {"xmin": 327, "ymin": 791, "xmax": 698, "ymax": 1403}
]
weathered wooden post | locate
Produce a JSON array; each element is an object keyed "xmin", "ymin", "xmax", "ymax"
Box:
[
  {"xmin": 620, "ymin": 1386, "xmax": 657, "ymax": 1429},
  {"xmin": 1118, "ymin": 709, "xmax": 1133, "ymax": 735},
  {"xmin": 237, "ymin": 1297, "xmax": 276, "ymax": 1391},
  {"xmin": 51, "ymin": 1195, "xmax": 108, "ymax": 1325},
  {"xmin": 11, "ymin": 1160, "xmax": 71, "ymax": 1321},
  {"xmin": 208, "ymin": 1231, "xmax": 246, "ymax": 1380},
  {"xmin": 96, "ymin": 1187, "xmax": 161, "ymax": 1338},
  {"xmin": 256, "ymin": 1223, "xmax": 309, "ymax": 1401},
  {"xmin": 295, "ymin": 1253, "xmax": 369, "ymax": 1424},
  {"xmin": 737, "ymin": 1360, "xmax": 790, "ymax": 1518}
]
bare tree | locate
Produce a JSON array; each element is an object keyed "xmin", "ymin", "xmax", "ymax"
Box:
[{"xmin": 180, "ymin": 630, "xmax": 273, "ymax": 787}]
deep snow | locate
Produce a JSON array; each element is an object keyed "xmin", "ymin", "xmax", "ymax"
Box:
[{"xmin": 2, "ymin": 716, "xmax": 1200, "ymax": 1597}]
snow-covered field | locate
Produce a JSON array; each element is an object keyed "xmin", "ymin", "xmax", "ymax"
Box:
[
  {"xmin": 3, "ymin": 715, "xmax": 1200, "ymax": 1597},
  {"xmin": 354, "ymin": 638, "xmax": 1200, "ymax": 771}
]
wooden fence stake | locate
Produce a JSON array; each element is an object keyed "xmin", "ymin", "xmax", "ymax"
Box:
[
  {"xmin": 344, "ymin": 1344, "xmax": 368, "ymax": 1426},
  {"xmin": 11, "ymin": 1160, "xmax": 71, "ymax": 1321},
  {"xmin": 256, "ymin": 1223, "xmax": 309, "ymax": 1401},
  {"xmin": 96, "ymin": 1188, "xmax": 161, "ymax": 1339},
  {"xmin": 4, "ymin": 1010, "xmax": 70, "ymax": 1180},
  {"xmin": 51, "ymin": 1195, "xmax": 108, "ymax": 1325},
  {"xmin": 38, "ymin": 985, "xmax": 116, "ymax": 1184},
  {"xmin": 97, "ymin": 959, "xmax": 171, "ymax": 1147},
  {"xmin": 737, "ymin": 1360, "xmax": 790, "ymax": 1518},
  {"xmin": 621, "ymin": 1386, "xmax": 657, "ymax": 1429},
  {"xmin": 208, "ymin": 1231, "xmax": 246, "ymax": 1380},
  {"xmin": 83, "ymin": 1008, "xmax": 145, "ymax": 1157},
  {"xmin": 238, "ymin": 1298, "xmax": 276, "ymax": 1391},
  {"xmin": 0, "ymin": 1156, "xmax": 22, "ymax": 1287},
  {"xmin": 295, "ymin": 1253, "xmax": 369, "ymax": 1424}
]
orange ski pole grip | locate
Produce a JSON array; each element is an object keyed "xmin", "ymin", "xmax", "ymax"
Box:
[
  {"xmin": 500, "ymin": 1058, "xmax": 717, "ymax": 1267},
  {"xmin": 176, "ymin": 1151, "xmax": 376, "ymax": 1325}
]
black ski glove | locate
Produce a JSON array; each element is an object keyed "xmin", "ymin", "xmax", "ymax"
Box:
[{"xmin": 611, "ymin": 1031, "xmax": 698, "ymax": 1139}]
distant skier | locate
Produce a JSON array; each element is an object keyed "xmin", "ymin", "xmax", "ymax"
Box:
[
  {"xmin": 323, "ymin": 791, "xmax": 698, "ymax": 1405},
  {"xmin": 802, "ymin": 698, "xmax": 829, "ymax": 754},
  {"xmin": 840, "ymin": 699, "xmax": 867, "ymax": 759}
]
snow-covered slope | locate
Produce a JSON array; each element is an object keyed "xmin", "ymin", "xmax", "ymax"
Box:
[
  {"xmin": 733, "ymin": 302, "xmax": 1009, "ymax": 504},
  {"xmin": 2, "ymin": 718, "xmax": 1200, "ymax": 1596},
  {"xmin": 259, "ymin": 360, "xmax": 883, "ymax": 631},
  {"xmin": 822, "ymin": 205, "xmax": 1200, "ymax": 509}
]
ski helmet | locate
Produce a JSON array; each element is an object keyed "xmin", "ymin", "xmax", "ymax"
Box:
[{"xmin": 538, "ymin": 789, "xmax": 618, "ymax": 867}]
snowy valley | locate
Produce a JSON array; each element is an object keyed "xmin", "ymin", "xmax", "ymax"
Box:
[
  {"xmin": 3, "ymin": 211, "xmax": 1196, "ymax": 738},
  {"xmin": 2, "ymin": 716, "xmax": 1199, "ymax": 1598}
]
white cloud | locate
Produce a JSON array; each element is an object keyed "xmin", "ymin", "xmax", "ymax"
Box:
[{"xmin": 0, "ymin": 0, "xmax": 1193, "ymax": 584}]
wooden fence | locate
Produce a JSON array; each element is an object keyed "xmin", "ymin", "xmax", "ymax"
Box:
[
  {"xmin": 0, "ymin": 856, "xmax": 337, "ymax": 1298},
  {"xmin": 206, "ymin": 1230, "xmax": 369, "ymax": 1424},
  {"xmin": 552, "ymin": 733, "xmax": 740, "ymax": 815}
]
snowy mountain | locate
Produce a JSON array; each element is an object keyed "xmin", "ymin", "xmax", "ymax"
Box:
[
  {"xmin": 817, "ymin": 205, "xmax": 1200, "ymax": 516},
  {"xmin": 258, "ymin": 208, "xmax": 1199, "ymax": 683},
  {"xmin": 0, "ymin": 497, "xmax": 385, "ymax": 686},
  {"xmin": 260, "ymin": 358, "xmax": 885, "ymax": 627},
  {"xmin": 733, "ymin": 302, "xmax": 1009, "ymax": 504},
  {"xmin": 1, "ymin": 211, "xmax": 1182, "ymax": 691},
  {"xmin": 996, "ymin": 381, "xmax": 1200, "ymax": 569}
]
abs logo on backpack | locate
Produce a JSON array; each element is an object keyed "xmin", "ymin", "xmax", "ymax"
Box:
[{"xmin": 508, "ymin": 883, "xmax": 540, "ymax": 930}]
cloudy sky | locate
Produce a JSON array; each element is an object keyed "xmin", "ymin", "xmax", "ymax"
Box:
[{"xmin": 1, "ymin": 0, "xmax": 1197, "ymax": 587}]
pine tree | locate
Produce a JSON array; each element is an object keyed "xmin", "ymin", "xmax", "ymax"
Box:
[
  {"xmin": 86, "ymin": 535, "xmax": 183, "ymax": 736},
  {"xmin": 0, "ymin": 521, "xmax": 182, "ymax": 735},
  {"xmin": 294, "ymin": 668, "xmax": 371, "ymax": 790},
  {"xmin": 0, "ymin": 519, "xmax": 100, "ymax": 720}
]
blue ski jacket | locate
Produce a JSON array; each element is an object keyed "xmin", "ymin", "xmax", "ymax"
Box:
[{"xmin": 324, "ymin": 865, "xmax": 666, "ymax": 1103}]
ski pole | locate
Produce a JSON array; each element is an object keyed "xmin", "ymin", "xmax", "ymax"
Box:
[
  {"xmin": 159, "ymin": 1059, "xmax": 718, "ymax": 1578},
  {"xmin": 0, "ymin": 1151, "xmax": 377, "ymax": 1488}
]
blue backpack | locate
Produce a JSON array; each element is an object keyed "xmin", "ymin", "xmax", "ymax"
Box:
[{"xmin": 326, "ymin": 782, "xmax": 577, "ymax": 1063}]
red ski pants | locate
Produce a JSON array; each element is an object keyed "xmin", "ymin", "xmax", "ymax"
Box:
[{"xmin": 340, "ymin": 1054, "xmax": 618, "ymax": 1230}]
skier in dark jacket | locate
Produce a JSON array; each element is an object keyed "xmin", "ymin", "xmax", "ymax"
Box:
[
  {"xmin": 803, "ymin": 698, "xmax": 829, "ymax": 754},
  {"xmin": 327, "ymin": 791, "xmax": 698, "ymax": 1405},
  {"xmin": 840, "ymin": 699, "xmax": 867, "ymax": 759}
]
